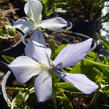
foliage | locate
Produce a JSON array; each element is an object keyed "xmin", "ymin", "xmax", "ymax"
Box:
[
  {"xmin": 3, "ymin": 40, "xmax": 109, "ymax": 109},
  {"xmin": 0, "ymin": 26, "xmax": 16, "ymax": 39}
]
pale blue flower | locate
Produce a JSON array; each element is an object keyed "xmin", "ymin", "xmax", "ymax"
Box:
[
  {"xmin": 13, "ymin": 0, "xmax": 68, "ymax": 34},
  {"xmin": 8, "ymin": 32, "xmax": 98, "ymax": 102}
]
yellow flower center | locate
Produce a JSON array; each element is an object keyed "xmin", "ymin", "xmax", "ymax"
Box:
[{"xmin": 40, "ymin": 64, "xmax": 50, "ymax": 71}]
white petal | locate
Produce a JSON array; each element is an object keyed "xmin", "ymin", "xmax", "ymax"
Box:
[
  {"xmin": 34, "ymin": 70, "xmax": 52, "ymax": 102},
  {"xmin": 25, "ymin": 30, "xmax": 46, "ymax": 60},
  {"xmin": 25, "ymin": 41, "xmax": 51, "ymax": 65},
  {"xmin": 40, "ymin": 17, "xmax": 68, "ymax": 31},
  {"xmin": 13, "ymin": 19, "xmax": 35, "ymax": 34},
  {"xmin": 102, "ymin": 22, "xmax": 109, "ymax": 32},
  {"xmin": 56, "ymin": 71, "xmax": 98, "ymax": 94},
  {"xmin": 25, "ymin": 30, "xmax": 46, "ymax": 59},
  {"xmin": 29, "ymin": 30, "xmax": 45, "ymax": 44},
  {"xmin": 8, "ymin": 56, "xmax": 42, "ymax": 83},
  {"xmin": 53, "ymin": 38, "xmax": 92, "ymax": 69},
  {"xmin": 24, "ymin": 0, "xmax": 43, "ymax": 24}
]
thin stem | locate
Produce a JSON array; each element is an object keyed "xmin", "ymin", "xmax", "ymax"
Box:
[
  {"xmin": 1, "ymin": 71, "xmax": 11, "ymax": 106},
  {"xmin": 89, "ymin": 92, "xmax": 97, "ymax": 106},
  {"xmin": 7, "ymin": 87, "xmax": 28, "ymax": 91},
  {"xmin": 60, "ymin": 89, "xmax": 73, "ymax": 109},
  {"xmin": 83, "ymin": 58, "xmax": 109, "ymax": 68}
]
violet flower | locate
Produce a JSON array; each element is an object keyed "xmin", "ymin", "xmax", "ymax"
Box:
[
  {"xmin": 8, "ymin": 32, "xmax": 98, "ymax": 102},
  {"xmin": 13, "ymin": 0, "xmax": 68, "ymax": 34}
]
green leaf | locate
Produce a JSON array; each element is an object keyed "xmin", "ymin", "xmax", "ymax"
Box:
[
  {"xmin": 7, "ymin": 28, "xmax": 16, "ymax": 37},
  {"xmin": 55, "ymin": 44, "xmax": 66, "ymax": 56},
  {"xmin": 48, "ymin": 40, "xmax": 56, "ymax": 60},
  {"xmin": 57, "ymin": 82, "xmax": 79, "ymax": 93},
  {"xmin": 2, "ymin": 55, "xmax": 15, "ymax": 63},
  {"xmin": 42, "ymin": 0, "xmax": 48, "ymax": 4}
]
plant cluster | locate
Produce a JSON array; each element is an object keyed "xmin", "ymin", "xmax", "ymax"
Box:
[{"xmin": 0, "ymin": 0, "xmax": 109, "ymax": 109}]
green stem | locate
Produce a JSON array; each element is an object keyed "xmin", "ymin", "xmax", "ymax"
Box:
[
  {"xmin": 8, "ymin": 87, "xmax": 35, "ymax": 93},
  {"xmin": 60, "ymin": 89, "xmax": 73, "ymax": 109},
  {"xmin": 7, "ymin": 87, "xmax": 28, "ymax": 91},
  {"xmin": 83, "ymin": 59, "xmax": 109, "ymax": 68}
]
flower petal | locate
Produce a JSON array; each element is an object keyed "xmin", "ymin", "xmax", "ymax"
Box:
[
  {"xmin": 56, "ymin": 71, "xmax": 98, "ymax": 94},
  {"xmin": 101, "ymin": 22, "xmax": 109, "ymax": 37},
  {"xmin": 40, "ymin": 17, "xmax": 68, "ymax": 31},
  {"xmin": 13, "ymin": 18, "xmax": 35, "ymax": 34},
  {"xmin": 24, "ymin": 0, "xmax": 43, "ymax": 24},
  {"xmin": 29, "ymin": 30, "xmax": 45, "ymax": 44},
  {"xmin": 53, "ymin": 38, "xmax": 92, "ymax": 69},
  {"xmin": 34, "ymin": 70, "xmax": 52, "ymax": 102},
  {"xmin": 25, "ymin": 41, "xmax": 51, "ymax": 64},
  {"xmin": 8, "ymin": 56, "xmax": 41, "ymax": 83}
]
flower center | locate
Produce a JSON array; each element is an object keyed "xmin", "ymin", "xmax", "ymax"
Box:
[
  {"xmin": 40, "ymin": 64, "xmax": 50, "ymax": 71},
  {"xmin": 40, "ymin": 62, "xmax": 55, "ymax": 71}
]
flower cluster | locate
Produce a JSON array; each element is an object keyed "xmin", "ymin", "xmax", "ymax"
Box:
[
  {"xmin": 8, "ymin": 0, "xmax": 98, "ymax": 102},
  {"xmin": 13, "ymin": 0, "xmax": 67, "ymax": 34}
]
